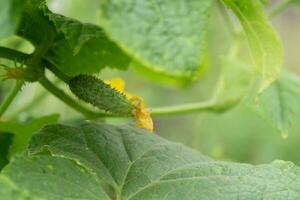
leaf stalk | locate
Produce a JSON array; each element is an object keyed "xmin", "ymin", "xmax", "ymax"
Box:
[{"xmin": 0, "ymin": 80, "xmax": 24, "ymax": 118}]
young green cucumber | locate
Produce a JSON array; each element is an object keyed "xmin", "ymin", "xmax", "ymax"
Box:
[{"xmin": 69, "ymin": 75, "xmax": 134, "ymax": 115}]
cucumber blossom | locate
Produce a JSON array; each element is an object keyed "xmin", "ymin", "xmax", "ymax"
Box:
[{"xmin": 69, "ymin": 75, "xmax": 134, "ymax": 115}]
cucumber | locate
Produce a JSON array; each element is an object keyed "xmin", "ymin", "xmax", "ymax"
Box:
[{"xmin": 69, "ymin": 75, "xmax": 134, "ymax": 115}]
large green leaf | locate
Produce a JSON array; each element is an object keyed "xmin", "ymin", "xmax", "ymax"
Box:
[
  {"xmin": 253, "ymin": 71, "xmax": 300, "ymax": 136},
  {"xmin": 0, "ymin": 175, "xmax": 41, "ymax": 200},
  {"xmin": 29, "ymin": 123, "xmax": 209, "ymax": 189},
  {"xmin": 18, "ymin": 1, "xmax": 130, "ymax": 76},
  {"xmin": 223, "ymin": 0, "xmax": 283, "ymax": 92},
  {"xmin": 0, "ymin": 0, "xmax": 25, "ymax": 38},
  {"xmin": 0, "ymin": 155, "xmax": 110, "ymax": 200},
  {"xmin": 99, "ymin": 0, "xmax": 212, "ymax": 79},
  {"xmin": 24, "ymin": 122, "xmax": 300, "ymax": 199},
  {"xmin": 0, "ymin": 114, "xmax": 59, "ymax": 158}
]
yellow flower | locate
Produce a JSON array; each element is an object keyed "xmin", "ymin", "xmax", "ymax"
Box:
[
  {"xmin": 105, "ymin": 78, "xmax": 154, "ymax": 132},
  {"xmin": 130, "ymin": 96, "xmax": 153, "ymax": 132},
  {"xmin": 105, "ymin": 78, "xmax": 125, "ymax": 93},
  {"xmin": 1, "ymin": 67, "xmax": 24, "ymax": 80}
]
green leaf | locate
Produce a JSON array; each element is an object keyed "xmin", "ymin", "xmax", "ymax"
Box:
[
  {"xmin": 1, "ymin": 155, "xmax": 110, "ymax": 200},
  {"xmin": 223, "ymin": 0, "xmax": 283, "ymax": 92},
  {"xmin": 0, "ymin": 175, "xmax": 41, "ymax": 200},
  {"xmin": 0, "ymin": 114, "xmax": 59, "ymax": 158},
  {"xmin": 29, "ymin": 122, "xmax": 209, "ymax": 189},
  {"xmin": 45, "ymin": 13, "xmax": 131, "ymax": 76},
  {"xmin": 27, "ymin": 122, "xmax": 300, "ymax": 199},
  {"xmin": 0, "ymin": 133, "xmax": 13, "ymax": 170},
  {"xmin": 253, "ymin": 71, "xmax": 300, "ymax": 136},
  {"xmin": 18, "ymin": 1, "xmax": 130, "ymax": 76},
  {"xmin": 99, "ymin": 0, "xmax": 212, "ymax": 79},
  {"xmin": 0, "ymin": 0, "xmax": 25, "ymax": 38}
]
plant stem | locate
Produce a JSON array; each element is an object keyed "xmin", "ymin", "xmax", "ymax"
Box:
[
  {"xmin": 151, "ymin": 101, "xmax": 216, "ymax": 117},
  {"xmin": 0, "ymin": 47, "xmax": 230, "ymax": 119},
  {"xmin": 43, "ymin": 59, "xmax": 72, "ymax": 83},
  {"xmin": 8, "ymin": 79, "xmax": 62, "ymax": 119},
  {"xmin": 269, "ymin": 0, "xmax": 292, "ymax": 18},
  {"xmin": 39, "ymin": 76, "xmax": 108, "ymax": 119},
  {"xmin": 0, "ymin": 80, "xmax": 24, "ymax": 117},
  {"xmin": 0, "ymin": 47, "xmax": 29, "ymax": 63}
]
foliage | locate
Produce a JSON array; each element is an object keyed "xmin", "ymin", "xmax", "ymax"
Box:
[
  {"xmin": 1, "ymin": 0, "xmax": 300, "ymax": 199},
  {"xmin": 1, "ymin": 122, "xmax": 300, "ymax": 200}
]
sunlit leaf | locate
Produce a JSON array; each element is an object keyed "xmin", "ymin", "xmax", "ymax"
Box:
[
  {"xmin": 223, "ymin": 0, "xmax": 283, "ymax": 92},
  {"xmin": 99, "ymin": 0, "xmax": 213, "ymax": 79},
  {"xmin": 253, "ymin": 71, "xmax": 300, "ymax": 136}
]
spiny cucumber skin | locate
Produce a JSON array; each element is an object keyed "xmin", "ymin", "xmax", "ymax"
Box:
[{"xmin": 69, "ymin": 75, "xmax": 134, "ymax": 115}]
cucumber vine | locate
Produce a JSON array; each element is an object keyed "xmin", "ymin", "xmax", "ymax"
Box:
[{"xmin": 1, "ymin": 0, "xmax": 300, "ymax": 199}]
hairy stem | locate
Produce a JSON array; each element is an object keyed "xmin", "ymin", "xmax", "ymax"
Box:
[
  {"xmin": 0, "ymin": 47, "xmax": 29, "ymax": 63},
  {"xmin": 269, "ymin": 0, "xmax": 292, "ymax": 18},
  {"xmin": 43, "ymin": 60, "xmax": 72, "ymax": 83},
  {"xmin": 39, "ymin": 76, "xmax": 108, "ymax": 119},
  {"xmin": 0, "ymin": 80, "xmax": 24, "ymax": 117}
]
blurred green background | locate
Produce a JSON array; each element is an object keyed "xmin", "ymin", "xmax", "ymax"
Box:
[{"xmin": 1, "ymin": 0, "xmax": 300, "ymax": 166}]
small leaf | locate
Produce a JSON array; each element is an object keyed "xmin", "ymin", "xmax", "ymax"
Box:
[
  {"xmin": 0, "ymin": 114, "xmax": 59, "ymax": 158},
  {"xmin": 1, "ymin": 155, "xmax": 110, "ymax": 200},
  {"xmin": 27, "ymin": 122, "xmax": 300, "ymax": 199},
  {"xmin": 223, "ymin": 0, "xmax": 283, "ymax": 92},
  {"xmin": 0, "ymin": 0, "xmax": 26, "ymax": 38},
  {"xmin": 253, "ymin": 71, "xmax": 300, "ymax": 135},
  {"xmin": 99, "ymin": 0, "xmax": 213, "ymax": 79},
  {"xmin": 17, "ymin": 1, "xmax": 130, "ymax": 76},
  {"xmin": 45, "ymin": 14, "xmax": 131, "ymax": 76}
]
